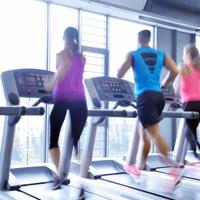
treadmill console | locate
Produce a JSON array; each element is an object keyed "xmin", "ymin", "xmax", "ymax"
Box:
[
  {"xmin": 162, "ymin": 86, "xmax": 178, "ymax": 102},
  {"xmin": 14, "ymin": 69, "xmax": 55, "ymax": 98},
  {"xmin": 1, "ymin": 69, "xmax": 55, "ymax": 104},
  {"xmin": 85, "ymin": 77, "xmax": 135, "ymax": 103},
  {"xmin": 98, "ymin": 80, "xmax": 127, "ymax": 94}
]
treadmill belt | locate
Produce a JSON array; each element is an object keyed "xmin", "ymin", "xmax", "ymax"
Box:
[
  {"xmin": 0, "ymin": 191, "xmax": 37, "ymax": 200},
  {"xmin": 101, "ymin": 173, "xmax": 200, "ymax": 200},
  {"xmin": 20, "ymin": 183, "xmax": 107, "ymax": 200},
  {"xmin": 157, "ymin": 166, "xmax": 200, "ymax": 181}
]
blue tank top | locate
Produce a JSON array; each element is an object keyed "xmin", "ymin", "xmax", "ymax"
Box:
[{"xmin": 130, "ymin": 47, "xmax": 165, "ymax": 97}]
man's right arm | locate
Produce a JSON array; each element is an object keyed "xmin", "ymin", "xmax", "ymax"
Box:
[
  {"xmin": 117, "ymin": 54, "xmax": 133, "ymax": 78},
  {"xmin": 161, "ymin": 54, "xmax": 178, "ymax": 87}
]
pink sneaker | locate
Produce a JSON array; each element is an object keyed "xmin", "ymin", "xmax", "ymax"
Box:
[
  {"xmin": 123, "ymin": 164, "xmax": 141, "ymax": 176},
  {"xmin": 187, "ymin": 162, "xmax": 200, "ymax": 168}
]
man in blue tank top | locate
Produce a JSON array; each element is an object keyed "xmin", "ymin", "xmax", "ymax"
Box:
[{"xmin": 117, "ymin": 30, "xmax": 178, "ymax": 176}]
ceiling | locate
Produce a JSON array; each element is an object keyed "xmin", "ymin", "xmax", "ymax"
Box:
[{"xmin": 49, "ymin": 0, "xmax": 200, "ymax": 31}]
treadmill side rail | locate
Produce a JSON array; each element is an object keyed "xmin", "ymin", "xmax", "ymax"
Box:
[{"xmin": 0, "ymin": 117, "xmax": 17, "ymax": 190}]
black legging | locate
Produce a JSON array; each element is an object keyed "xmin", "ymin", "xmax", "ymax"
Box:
[
  {"xmin": 49, "ymin": 101, "xmax": 88, "ymax": 150},
  {"xmin": 183, "ymin": 101, "xmax": 200, "ymax": 155}
]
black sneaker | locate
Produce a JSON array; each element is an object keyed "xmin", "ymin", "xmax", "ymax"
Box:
[
  {"xmin": 78, "ymin": 188, "xmax": 85, "ymax": 200},
  {"xmin": 51, "ymin": 178, "xmax": 62, "ymax": 190},
  {"xmin": 51, "ymin": 174, "xmax": 69, "ymax": 190}
]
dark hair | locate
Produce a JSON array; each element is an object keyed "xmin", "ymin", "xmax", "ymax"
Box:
[
  {"xmin": 138, "ymin": 30, "xmax": 151, "ymax": 42},
  {"xmin": 63, "ymin": 27, "xmax": 80, "ymax": 54}
]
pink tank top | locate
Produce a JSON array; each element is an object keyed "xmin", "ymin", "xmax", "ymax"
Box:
[
  {"xmin": 180, "ymin": 65, "xmax": 200, "ymax": 103},
  {"xmin": 53, "ymin": 54, "xmax": 86, "ymax": 102}
]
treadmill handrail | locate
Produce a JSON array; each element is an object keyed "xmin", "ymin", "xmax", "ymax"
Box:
[
  {"xmin": 0, "ymin": 106, "xmax": 26, "ymax": 116},
  {"xmin": 0, "ymin": 106, "xmax": 45, "ymax": 116},
  {"xmin": 88, "ymin": 109, "xmax": 137, "ymax": 118},
  {"xmin": 161, "ymin": 111, "xmax": 199, "ymax": 119},
  {"xmin": 25, "ymin": 107, "xmax": 45, "ymax": 116},
  {"xmin": 88, "ymin": 110, "xmax": 199, "ymax": 119}
]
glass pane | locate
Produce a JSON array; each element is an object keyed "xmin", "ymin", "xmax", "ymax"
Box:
[
  {"xmin": 80, "ymin": 127, "xmax": 105, "ymax": 158},
  {"xmin": 0, "ymin": 0, "xmax": 46, "ymax": 68},
  {"xmin": 12, "ymin": 98, "xmax": 45, "ymax": 167},
  {"xmin": 84, "ymin": 52, "xmax": 104, "ymax": 73},
  {"xmin": 0, "ymin": 0, "xmax": 47, "ymax": 166},
  {"xmin": 109, "ymin": 17, "xmax": 154, "ymax": 82},
  {"xmin": 50, "ymin": 4, "xmax": 78, "ymax": 70},
  {"xmin": 79, "ymin": 51, "xmax": 105, "ymax": 158},
  {"xmin": 109, "ymin": 117, "xmax": 138, "ymax": 158},
  {"xmin": 109, "ymin": 17, "xmax": 154, "ymax": 159},
  {"xmin": 81, "ymin": 11, "xmax": 106, "ymax": 49}
]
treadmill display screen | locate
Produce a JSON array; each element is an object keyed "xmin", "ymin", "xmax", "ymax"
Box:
[
  {"xmin": 99, "ymin": 80, "xmax": 127, "ymax": 94},
  {"xmin": 24, "ymin": 76, "xmax": 37, "ymax": 86},
  {"xmin": 13, "ymin": 69, "xmax": 55, "ymax": 98},
  {"xmin": 23, "ymin": 73, "xmax": 48, "ymax": 87},
  {"xmin": 162, "ymin": 86, "xmax": 177, "ymax": 101}
]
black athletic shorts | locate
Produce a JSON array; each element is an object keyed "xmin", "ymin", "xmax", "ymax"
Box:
[{"xmin": 136, "ymin": 91, "xmax": 165, "ymax": 128}]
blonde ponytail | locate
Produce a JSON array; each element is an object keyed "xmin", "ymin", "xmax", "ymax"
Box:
[{"xmin": 184, "ymin": 43, "xmax": 200, "ymax": 69}]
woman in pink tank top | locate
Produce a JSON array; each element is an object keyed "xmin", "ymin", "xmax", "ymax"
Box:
[
  {"xmin": 174, "ymin": 44, "xmax": 200, "ymax": 159},
  {"xmin": 46, "ymin": 27, "xmax": 88, "ymax": 189}
]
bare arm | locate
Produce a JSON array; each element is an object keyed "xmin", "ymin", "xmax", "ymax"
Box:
[
  {"xmin": 117, "ymin": 54, "xmax": 132, "ymax": 78},
  {"xmin": 173, "ymin": 73, "xmax": 181, "ymax": 95},
  {"xmin": 173, "ymin": 63, "xmax": 188, "ymax": 95},
  {"xmin": 161, "ymin": 54, "xmax": 178, "ymax": 87}
]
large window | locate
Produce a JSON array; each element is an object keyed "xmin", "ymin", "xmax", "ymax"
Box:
[
  {"xmin": 80, "ymin": 11, "xmax": 107, "ymax": 158},
  {"xmin": 108, "ymin": 17, "xmax": 154, "ymax": 158},
  {"xmin": 0, "ymin": 0, "xmax": 47, "ymax": 166},
  {"xmin": 81, "ymin": 11, "xmax": 107, "ymax": 49}
]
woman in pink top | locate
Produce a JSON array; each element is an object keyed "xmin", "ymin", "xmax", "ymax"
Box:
[
  {"xmin": 46, "ymin": 27, "xmax": 88, "ymax": 189},
  {"xmin": 174, "ymin": 44, "xmax": 200, "ymax": 159}
]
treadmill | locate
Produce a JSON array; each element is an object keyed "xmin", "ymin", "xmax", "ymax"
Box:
[
  {"xmin": 80, "ymin": 76, "xmax": 139, "ymax": 179},
  {"xmin": 80, "ymin": 76, "xmax": 200, "ymax": 200},
  {"xmin": 0, "ymin": 83, "xmax": 45, "ymax": 198}
]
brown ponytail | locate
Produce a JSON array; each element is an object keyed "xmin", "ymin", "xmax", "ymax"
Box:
[{"xmin": 63, "ymin": 27, "xmax": 80, "ymax": 55}]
